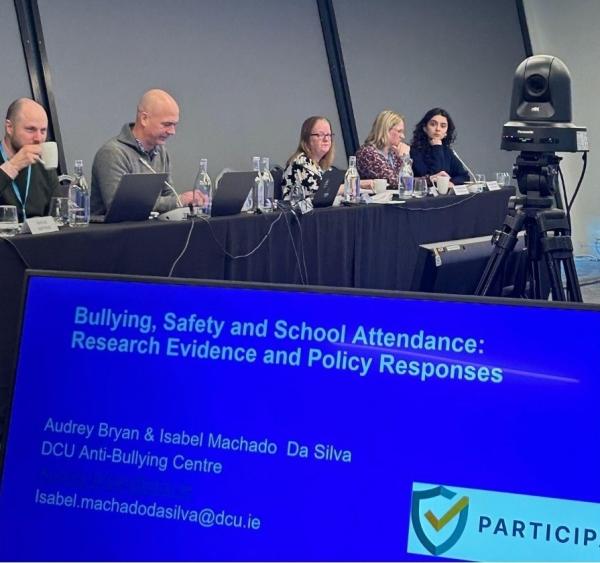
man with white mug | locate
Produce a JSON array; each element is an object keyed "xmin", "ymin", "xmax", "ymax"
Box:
[{"xmin": 0, "ymin": 98, "xmax": 60, "ymax": 221}]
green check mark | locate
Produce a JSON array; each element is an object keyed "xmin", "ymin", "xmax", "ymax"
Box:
[{"xmin": 425, "ymin": 496, "xmax": 469, "ymax": 531}]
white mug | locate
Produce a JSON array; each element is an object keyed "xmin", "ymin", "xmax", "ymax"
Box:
[
  {"xmin": 433, "ymin": 176, "xmax": 450, "ymax": 195},
  {"xmin": 372, "ymin": 179, "xmax": 388, "ymax": 193},
  {"xmin": 40, "ymin": 142, "xmax": 58, "ymax": 170}
]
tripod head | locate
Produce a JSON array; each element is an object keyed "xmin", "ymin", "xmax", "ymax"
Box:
[{"xmin": 513, "ymin": 151, "xmax": 561, "ymax": 199}]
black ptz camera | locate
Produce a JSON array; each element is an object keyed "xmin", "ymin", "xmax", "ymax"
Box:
[{"xmin": 501, "ymin": 55, "xmax": 588, "ymax": 153}]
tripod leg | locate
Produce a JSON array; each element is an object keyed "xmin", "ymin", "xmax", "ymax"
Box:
[
  {"xmin": 522, "ymin": 221, "xmax": 548, "ymax": 299},
  {"xmin": 543, "ymin": 252, "xmax": 566, "ymax": 301},
  {"xmin": 537, "ymin": 209, "xmax": 583, "ymax": 303},
  {"xmin": 475, "ymin": 211, "xmax": 525, "ymax": 296},
  {"xmin": 562, "ymin": 257, "xmax": 583, "ymax": 302}
]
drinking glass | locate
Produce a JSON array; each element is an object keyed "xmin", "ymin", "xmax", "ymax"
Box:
[
  {"xmin": 496, "ymin": 172, "xmax": 511, "ymax": 186},
  {"xmin": 413, "ymin": 177, "xmax": 428, "ymax": 198},
  {"xmin": 0, "ymin": 205, "xmax": 19, "ymax": 237},
  {"xmin": 49, "ymin": 197, "xmax": 70, "ymax": 227},
  {"xmin": 469, "ymin": 174, "xmax": 486, "ymax": 193}
]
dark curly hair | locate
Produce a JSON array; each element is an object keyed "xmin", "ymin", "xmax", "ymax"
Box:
[{"xmin": 410, "ymin": 108, "xmax": 457, "ymax": 151}]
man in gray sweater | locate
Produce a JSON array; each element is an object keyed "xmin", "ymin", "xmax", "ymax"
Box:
[{"xmin": 91, "ymin": 89, "xmax": 196, "ymax": 215}]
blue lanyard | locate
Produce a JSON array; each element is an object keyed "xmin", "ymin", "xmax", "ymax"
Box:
[{"xmin": 0, "ymin": 142, "xmax": 31, "ymax": 221}]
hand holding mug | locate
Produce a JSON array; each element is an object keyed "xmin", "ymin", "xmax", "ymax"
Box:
[
  {"xmin": 432, "ymin": 176, "xmax": 450, "ymax": 195},
  {"xmin": 8, "ymin": 144, "xmax": 43, "ymax": 172},
  {"xmin": 359, "ymin": 179, "xmax": 375, "ymax": 191}
]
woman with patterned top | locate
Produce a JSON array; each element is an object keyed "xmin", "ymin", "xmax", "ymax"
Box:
[
  {"xmin": 355, "ymin": 110, "xmax": 410, "ymax": 188},
  {"xmin": 282, "ymin": 116, "xmax": 336, "ymax": 200}
]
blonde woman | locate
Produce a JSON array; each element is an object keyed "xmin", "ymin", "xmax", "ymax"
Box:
[{"xmin": 355, "ymin": 110, "xmax": 410, "ymax": 188}]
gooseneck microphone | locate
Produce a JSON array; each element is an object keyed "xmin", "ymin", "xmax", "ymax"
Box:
[
  {"xmin": 451, "ymin": 148, "xmax": 477, "ymax": 182},
  {"xmin": 138, "ymin": 157, "xmax": 183, "ymax": 207}
]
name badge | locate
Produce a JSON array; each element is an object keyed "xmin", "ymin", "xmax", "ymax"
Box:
[
  {"xmin": 452, "ymin": 186, "xmax": 470, "ymax": 196},
  {"xmin": 21, "ymin": 216, "xmax": 60, "ymax": 235}
]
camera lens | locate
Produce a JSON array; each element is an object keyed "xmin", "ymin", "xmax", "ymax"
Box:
[{"xmin": 526, "ymin": 74, "xmax": 548, "ymax": 96}]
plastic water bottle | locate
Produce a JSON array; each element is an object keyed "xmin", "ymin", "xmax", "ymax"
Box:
[
  {"xmin": 68, "ymin": 160, "xmax": 90, "ymax": 227},
  {"xmin": 192, "ymin": 158, "xmax": 212, "ymax": 215},
  {"xmin": 344, "ymin": 156, "xmax": 360, "ymax": 203},
  {"xmin": 260, "ymin": 157, "xmax": 274, "ymax": 212},
  {"xmin": 398, "ymin": 155, "xmax": 414, "ymax": 199}
]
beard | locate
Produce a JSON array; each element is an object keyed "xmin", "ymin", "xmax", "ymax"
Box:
[{"xmin": 4, "ymin": 133, "xmax": 22, "ymax": 156}]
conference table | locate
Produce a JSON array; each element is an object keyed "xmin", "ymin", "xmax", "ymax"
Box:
[{"xmin": 0, "ymin": 188, "xmax": 513, "ymax": 398}]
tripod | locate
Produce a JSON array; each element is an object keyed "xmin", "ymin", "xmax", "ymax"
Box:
[{"xmin": 475, "ymin": 152, "xmax": 582, "ymax": 302}]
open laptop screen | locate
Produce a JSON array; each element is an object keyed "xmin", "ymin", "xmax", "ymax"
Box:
[
  {"xmin": 1, "ymin": 272, "xmax": 599, "ymax": 561},
  {"xmin": 101, "ymin": 173, "xmax": 168, "ymax": 223}
]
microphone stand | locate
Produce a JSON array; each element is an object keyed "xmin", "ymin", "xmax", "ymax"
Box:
[{"xmin": 138, "ymin": 158, "xmax": 183, "ymax": 207}]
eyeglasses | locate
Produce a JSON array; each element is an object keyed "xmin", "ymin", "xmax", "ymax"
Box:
[{"xmin": 310, "ymin": 133, "xmax": 335, "ymax": 140}]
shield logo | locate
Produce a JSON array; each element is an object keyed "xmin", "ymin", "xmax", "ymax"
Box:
[{"xmin": 411, "ymin": 485, "xmax": 469, "ymax": 555}]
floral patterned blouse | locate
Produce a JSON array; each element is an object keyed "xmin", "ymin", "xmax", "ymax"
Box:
[
  {"xmin": 282, "ymin": 152, "xmax": 324, "ymax": 200},
  {"xmin": 355, "ymin": 143, "xmax": 402, "ymax": 187}
]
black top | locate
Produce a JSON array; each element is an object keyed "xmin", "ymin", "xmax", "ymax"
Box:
[
  {"xmin": 0, "ymin": 153, "xmax": 60, "ymax": 221},
  {"xmin": 410, "ymin": 144, "xmax": 469, "ymax": 185}
]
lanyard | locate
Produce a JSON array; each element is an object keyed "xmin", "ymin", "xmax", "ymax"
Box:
[{"xmin": 0, "ymin": 142, "xmax": 31, "ymax": 221}]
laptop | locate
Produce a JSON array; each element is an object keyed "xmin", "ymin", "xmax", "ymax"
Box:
[
  {"xmin": 312, "ymin": 168, "xmax": 346, "ymax": 208},
  {"xmin": 211, "ymin": 171, "xmax": 255, "ymax": 217},
  {"xmin": 93, "ymin": 173, "xmax": 168, "ymax": 223}
]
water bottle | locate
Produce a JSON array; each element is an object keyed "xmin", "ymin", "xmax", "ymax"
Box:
[
  {"xmin": 398, "ymin": 155, "xmax": 414, "ymax": 199},
  {"xmin": 260, "ymin": 157, "xmax": 274, "ymax": 213},
  {"xmin": 68, "ymin": 160, "xmax": 90, "ymax": 227},
  {"xmin": 344, "ymin": 156, "xmax": 360, "ymax": 203},
  {"xmin": 253, "ymin": 156, "xmax": 265, "ymax": 212},
  {"xmin": 192, "ymin": 158, "xmax": 212, "ymax": 215},
  {"xmin": 243, "ymin": 156, "xmax": 262, "ymax": 213}
]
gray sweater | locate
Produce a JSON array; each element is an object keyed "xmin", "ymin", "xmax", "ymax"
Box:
[{"xmin": 91, "ymin": 123, "xmax": 178, "ymax": 215}]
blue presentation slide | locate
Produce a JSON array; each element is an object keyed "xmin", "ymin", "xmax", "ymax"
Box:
[{"xmin": 1, "ymin": 274, "xmax": 599, "ymax": 561}]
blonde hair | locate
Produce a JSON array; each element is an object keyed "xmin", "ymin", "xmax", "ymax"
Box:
[
  {"xmin": 363, "ymin": 110, "xmax": 405, "ymax": 150},
  {"xmin": 286, "ymin": 116, "xmax": 335, "ymax": 170}
]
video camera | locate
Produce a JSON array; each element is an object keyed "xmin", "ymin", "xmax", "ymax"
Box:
[{"xmin": 501, "ymin": 55, "xmax": 588, "ymax": 153}]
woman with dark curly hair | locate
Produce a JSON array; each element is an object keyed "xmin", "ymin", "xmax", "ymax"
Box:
[{"xmin": 409, "ymin": 108, "xmax": 469, "ymax": 186}]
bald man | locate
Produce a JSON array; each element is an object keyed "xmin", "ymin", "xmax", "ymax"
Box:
[
  {"xmin": 0, "ymin": 98, "xmax": 59, "ymax": 221},
  {"xmin": 91, "ymin": 89, "xmax": 198, "ymax": 215}
]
